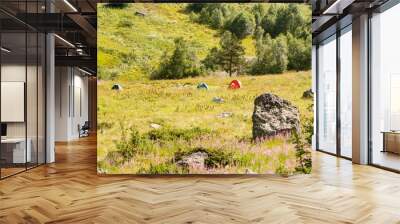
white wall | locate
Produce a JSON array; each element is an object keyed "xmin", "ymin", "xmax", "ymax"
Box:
[{"xmin": 55, "ymin": 67, "xmax": 89, "ymax": 141}]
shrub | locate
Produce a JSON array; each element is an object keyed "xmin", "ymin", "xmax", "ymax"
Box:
[
  {"xmin": 185, "ymin": 3, "xmax": 207, "ymax": 13},
  {"xmin": 291, "ymin": 129, "xmax": 312, "ymax": 174},
  {"xmin": 118, "ymin": 18, "xmax": 133, "ymax": 28},
  {"xmin": 227, "ymin": 12, "xmax": 255, "ymax": 39},
  {"xmin": 151, "ymin": 38, "xmax": 202, "ymax": 80},
  {"xmin": 147, "ymin": 127, "xmax": 211, "ymax": 142},
  {"xmin": 104, "ymin": 3, "xmax": 128, "ymax": 9}
]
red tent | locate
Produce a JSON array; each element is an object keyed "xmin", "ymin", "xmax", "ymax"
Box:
[{"xmin": 229, "ymin": 80, "xmax": 241, "ymax": 89}]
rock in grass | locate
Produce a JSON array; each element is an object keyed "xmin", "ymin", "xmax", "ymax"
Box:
[
  {"xmin": 252, "ymin": 93, "xmax": 299, "ymax": 140},
  {"xmin": 217, "ymin": 112, "xmax": 233, "ymax": 118},
  {"xmin": 176, "ymin": 152, "xmax": 208, "ymax": 169},
  {"xmin": 150, "ymin": 123, "xmax": 162, "ymax": 129},
  {"xmin": 302, "ymin": 89, "xmax": 314, "ymax": 99},
  {"xmin": 212, "ymin": 97, "xmax": 224, "ymax": 103}
]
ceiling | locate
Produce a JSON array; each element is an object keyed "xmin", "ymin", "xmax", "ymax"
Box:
[{"xmin": 0, "ymin": 0, "xmax": 97, "ymax": 74}]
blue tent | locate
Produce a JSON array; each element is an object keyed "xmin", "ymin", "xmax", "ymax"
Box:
[{"xmin": 197, "ymin": 82, "xmax": 208, "ymax": 90}]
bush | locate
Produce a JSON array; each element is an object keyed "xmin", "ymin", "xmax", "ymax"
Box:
[
  {"xmin": 118, "ymin": 18, "xmax": 133, "ymax": 28},
  {"xmin": 147, "ymin": 127, "xmax": 211, "ymax": 142},
  {"xmin": 250, "ymin": 34, "xmax": 288, "ymax": 74},
  {"xmin": 227, "ymin": 12, "xmax": 255, "ymax": 39},
  {"xmin": 287, "ymin": 34, "xmax": 311, "ymax": 71},
  {"xmin": 151, "ymin": 38, "xmax": 202, "ymax": 80},
  {"xmin": 291, "ymin": 129, "xmax": 312, "ymax": 174},
  {"xmin": 185, "ymin": 3, "xmax": 207, "ymax": 13},
  {"xmin": 104, "ymin": 3, "xmax": 128, "ymax": 8}
]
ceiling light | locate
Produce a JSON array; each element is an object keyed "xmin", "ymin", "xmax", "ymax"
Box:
[
  {"xmin": 54, "ymin": 34, "xmax": 75, "ymax": 48},
  {"xmin": 1, "ymin": 47, "xmax": 11, "ymax": 53},
  {"xmin": 78, "ymin": 67, "xmax": 93, "ymax": 76},
  {"xmin": 63, "ymin": 0, "xmax": 78, "ymax": 12},
  {"xmin": 322, "ymin": 0, "xmax": 355, "ymax": 15}
]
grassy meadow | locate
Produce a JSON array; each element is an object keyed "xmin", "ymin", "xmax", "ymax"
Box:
[{"xmin": 97, "ymin": 3, "xmax": 312, "ymax": 174}]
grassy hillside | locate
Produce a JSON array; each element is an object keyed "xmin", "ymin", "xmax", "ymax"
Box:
[{"xmin": 98, "ymin": 4, "xmax": 222, "ymax": 80}]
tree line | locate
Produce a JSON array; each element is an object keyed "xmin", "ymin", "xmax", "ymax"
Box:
[{"xmin": 152, "ymin": 3, "xmax": 311, "ymax": 80}]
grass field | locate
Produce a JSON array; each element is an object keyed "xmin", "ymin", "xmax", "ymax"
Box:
[
  {"xmin": 97, "ymin": 72, "xmax": 312, "ymax": 174},
  {"xmin": 97, "ymin": 3, "xmax": 312, "ymax": 174}
]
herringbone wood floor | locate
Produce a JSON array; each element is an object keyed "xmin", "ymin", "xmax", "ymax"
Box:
[{"xmin": 1, "ymin": 135, "xmax": 400, "ymax": 224}]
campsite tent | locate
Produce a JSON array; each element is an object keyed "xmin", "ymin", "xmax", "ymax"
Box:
[
  {"xmin": 197, "ymin": 82, "xmax": 209, "ymax": 90},
  {"xmin": 112, "ymin": 84, "xmax": 123, "ymax": 91},
  {"xmin": 229, "ymin": 80, "xmax": 241, "ymax": 89}
]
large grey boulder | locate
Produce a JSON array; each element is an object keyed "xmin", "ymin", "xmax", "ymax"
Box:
[{"xmin": 252, "ymin": 93, "xmax": 300, "ymax": 140}]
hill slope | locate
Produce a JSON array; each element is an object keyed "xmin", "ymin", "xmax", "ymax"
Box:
[{"xmin": 98, "ymin": 4, "xmax": 221, "ymax": 80}]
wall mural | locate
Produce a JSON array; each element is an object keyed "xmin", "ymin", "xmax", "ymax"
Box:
[{"xmin": 97, "ymin": 3, "xmax": 312, "ymax": 175}]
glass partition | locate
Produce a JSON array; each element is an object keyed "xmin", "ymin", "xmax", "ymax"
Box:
[
  {"xmin": 317, "ymin": 35, "xmax": 337, "ymax": 154},
  {"xmin": 0, "ymin": 2, "xmax": 46, "ymax": 179},
  {"xmin": 339, "ymin": 26, "xmax": 352, "ymax": 158},
  {"xmin": 1, "ymin": 31, "xmax": 28, "ymax": 177}
]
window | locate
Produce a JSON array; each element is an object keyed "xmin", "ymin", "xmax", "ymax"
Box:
[
  {"xmin": 317, "ymin": 35, "xmax": 337, "ymax": 154},
  {"xmin": 370, "ymin": 3, "xmax": 400, "ymax": 171},
  {"xmin": 339, "ymin": 26, "xmax": 352, "ymax": 158}
]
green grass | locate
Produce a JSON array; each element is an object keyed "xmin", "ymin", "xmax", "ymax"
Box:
[
  {"xmin": 97, "ymin": 72, "xmax": 312, "ymax": 174},
  {"xmin": 97, "ymin": 4, "xmax": 313, "ymax": 174},
  {"xmin": 98, "ymin": 3, "xmax": 220, "ymax": 80}
]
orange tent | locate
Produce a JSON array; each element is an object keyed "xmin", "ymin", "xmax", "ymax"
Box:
[{"xmin": 229, "ymin": 80, "xmax": 241, "ymax": 89}]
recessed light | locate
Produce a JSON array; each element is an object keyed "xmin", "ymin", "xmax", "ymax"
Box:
[
  {"xmin": 1, "ymin": 47, "xmax": 11, "ymax": 53},
  {"xmin": 63, "ymin": 0, "xmax": 78, "ymax": 12},
  {"xmin": 54, "ymin": 34, "xmax": 75, "ymax": 48}
]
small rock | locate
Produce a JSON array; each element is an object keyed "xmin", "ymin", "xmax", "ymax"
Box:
[
  {"xmin": 176, "ymin": 152, "xmax": 208, "ymax": 169},
  {"xmin": 150, "ymin": 123, "xmax": 162, "ymax": 129},
  {"xmin": 217, "ymin": 112, "xmax": 233, "ymax": 118},
  {"xmin": 212, "ymin": 97, "xmax": 224, "ymax": 103},
  {"xmin": 302, "ymin": 89, "xmax": 314, "ymax": 99}
]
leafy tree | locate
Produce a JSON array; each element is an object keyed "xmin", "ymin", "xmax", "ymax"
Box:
[
  {"xmin": 104, "ymin": 3, "xmax": 128, "ymax": 8},
  {"xmin": 185, "ymin": 3, "xmax": 207, "ymax": 13},
  {"xmin": 217, "ymin": 31, "xmax": 245, "ymax": 76},
  {"xmin": 202, "ymin": 47, "xmax": 220, "ymax": 72},
  {"xmin": 152, "ymin": 38, "xmax": 202, "ymax": 79},
  {"xmin": 197, "ymin": 4, "xmax": 233, "ymax": 29},
  {"xmin": 287, "ymin": 34, "xmax": 311, "ymax": 71},
  {"xmin": 228, "ymin": 12, "xmax": 256, "ymax": 39},
  {"xmin": 251, "ymin": 34, "xmax": 288, "ymax": 74},
  {"xmin": 251, "ymin": 3, "xmax": 268, "ymax": 26},
  {"xmin": 261, "ymin": 4, "xmax": 309, "ymax": 39}
]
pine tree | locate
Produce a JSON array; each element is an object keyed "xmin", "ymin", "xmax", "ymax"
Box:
[{"xmin": 218, "ymin": 31, "xmax": 245, "ymax": 76}]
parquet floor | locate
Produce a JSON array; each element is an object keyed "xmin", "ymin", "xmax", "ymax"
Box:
[{"xmin": 1, "ymin": 135, "xmax": 400, "ymax": 224}]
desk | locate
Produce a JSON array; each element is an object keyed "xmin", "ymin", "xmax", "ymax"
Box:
[
  {"xmin": 1, "ymin": 138, "xmax": 31, "ymax": 163},
  {"xmin": 382, "ymin": 131, "xmax": 400, "ymax": 154}
]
